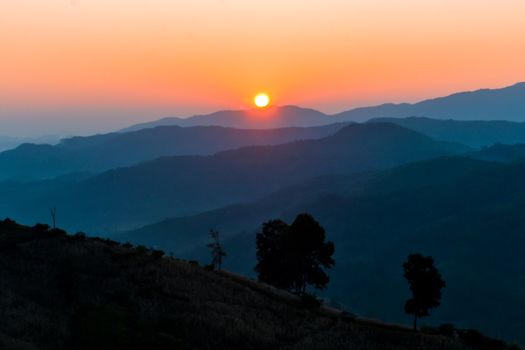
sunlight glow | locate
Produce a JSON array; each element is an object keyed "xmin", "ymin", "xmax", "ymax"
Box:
[{"xmin": 254, "ymin": 93, "xmax": 270, "ymax": 108}]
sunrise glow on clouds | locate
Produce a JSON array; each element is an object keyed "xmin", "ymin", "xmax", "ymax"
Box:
[{"xmin": 1, "ymin": 0, "xmax": 525, "ymax": 135}]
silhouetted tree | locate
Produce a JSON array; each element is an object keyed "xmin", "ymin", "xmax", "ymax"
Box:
[
  {"xmin": 207, "ymin": 229, "xmax": 226, "ymax": 270},
  {"xmin": 254, "ymin": 219, "xmax": 290, "ymax": 289},
  {"xmin": 403, "ymin": 253, "xmax": 446, "ymax": 331},
  {"xmin": 255, "ymin": 213, "xmax": 335, "ymax": 295}
]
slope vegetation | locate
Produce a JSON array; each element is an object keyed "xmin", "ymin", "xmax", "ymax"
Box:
[{"xmin": 0, "ymin": 219, "xmax": 484, "ymax": 350}]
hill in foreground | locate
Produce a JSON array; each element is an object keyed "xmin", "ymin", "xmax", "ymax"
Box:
[{"xmin": 0, "ymin": 219, "xmax": 508, "ymax": 350}]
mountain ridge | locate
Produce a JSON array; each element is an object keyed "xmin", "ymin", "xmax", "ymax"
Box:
[
  {"xmin": 0, "ymin": 123, "xmax": 467, "ymax": 233},
  {"xmin": 121, "ymin": 82, "xmax": 525, "ymax": 131}
]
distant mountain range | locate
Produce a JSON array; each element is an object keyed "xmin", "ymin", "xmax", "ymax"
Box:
[
  {"xmin": 121, "ymin": 155, "xmax": 525, "ymax": 344},
  {"xmin": 122, "ymin": 82, "xmax": 525, "ymax": 131},
  {"xmin": 0, "ymin": 135, "xmax": 61, "ymax": 152},
  {"xmin": 0, "ymin": 123, "xmax": 467, "ymax": 233},
  {"xmin": 369, "ymin": 117, "xmax": 525, "ymax": 148},
  {"xmin": 0, "ymin": 123, "xmax": 348, "ymax": 181},
  {"xmin": 2, "ymin": 82, "xmax": 525, "ymax": 182}
]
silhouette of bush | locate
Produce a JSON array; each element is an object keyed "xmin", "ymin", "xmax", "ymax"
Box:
[
  {"xmin": 457, "ymin": 329, "xmax": 509, "ymax": 350},
  {"xmin": 32, "ymin": 223, "xmax": 50, "ymax": 233},
  {"xmin": 2, "ymin": 218, "xmax": 16, "ymax": 225},
  {"xmin": 122, "ymin": 242, "xmax": 133, "ymax": 249},
  {"xmin": 135, "ymin": 245, "xmax": 148, "ymax": 255},
  {"xmin": 204, "ymin": 264, "xmax": 215, "ymax": 271},
  {"xmin": 151, "ymin": 249, "xmax": 165, "ymax": 260},
  {"xmin": 300, "ymin": 293, "xmax": 322, "ymax": 309},
  {"xmin": 48, "ymin": 228, "xmax": 67, "ymax": 237},
  {"xmin": 420, "ymin": 326, "xmax": 439, "ymax": 335},
  {"xmin": 438, "ymin": 323, "xmax": 457, "ymax": 337},
  {"xmin": 73, "ymin": 232, "xmax": 87, "ymax": 240}
]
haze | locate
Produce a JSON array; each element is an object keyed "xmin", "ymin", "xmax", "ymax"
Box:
[{"xmin": 1, "ymin": 0, "xmax": 525, "ymax": 136}]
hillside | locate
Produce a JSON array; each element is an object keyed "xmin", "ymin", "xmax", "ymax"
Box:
[
  {"xmin": 468, "ymin": 143, "xmax": 525, "ymax": 162},
  {"xmin": 369, "ymin": 117, "xmax": 525, "ymax": 148},
  {"xmin": 0, "ymin": 123, "xmax": 468, "ymax": 233},
  {"xmin": 0, "ymin": 123, "xmax": 348, "ymax": 181},
  {"xmin": 0, "ymin": 219, "xmax": 490, "ymax": 350},
  {"xmin": 121, "ymin": 157, "xmax": 525, "ymax": 344}
]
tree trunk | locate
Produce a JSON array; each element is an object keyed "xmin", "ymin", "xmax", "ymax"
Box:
[{"xmin": 413, "ymin": 314, "xmax": 418, "ymax": 331}]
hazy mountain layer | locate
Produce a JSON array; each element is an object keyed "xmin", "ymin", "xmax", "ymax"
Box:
[
  {"xmin": 122, "ymin": 83, "xmax": 525, "ymax": 131},
  {"xmin": 0, "ymin": 123, "xmax": 467, "ymax": 233},
  {"xmin": 370, "ymin": 117, "xmax": 525, "ymax": 148},
  {"xmin": 0, "ymin": 123, "xmax": 348, "ymax": 181}
]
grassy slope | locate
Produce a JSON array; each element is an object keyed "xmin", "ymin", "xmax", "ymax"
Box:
[{"xmin": 0, "ymin": 219, "xmax": 479, "ymax": 350}]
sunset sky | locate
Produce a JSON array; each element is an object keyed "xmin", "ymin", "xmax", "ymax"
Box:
[{"xmin": 1, "ymin": 0, "xmax": 525, "ymax": 136}]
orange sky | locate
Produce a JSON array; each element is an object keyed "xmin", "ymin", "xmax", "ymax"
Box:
[{"xmin": 1, "ymin": 0, "xmax": 525, "ymax": 135}]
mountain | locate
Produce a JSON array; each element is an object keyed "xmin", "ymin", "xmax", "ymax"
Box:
[
  {"xmin": 122, "ymin": 83, "xmax": 525, "ymax": 132},
  {"xmin": 120, "ymin": 157, "xmax": 525, "ymax": 344},
  {"xmin": 0, "ymin": 123, "xmax": 468, "ymax": 233},
  {"xmin": 120, "ymin": 106, "xmax": 336, "ymax": 132},
  {"xmin": 369, "ymin": 117, "xmax": 525, "ymax": 148},
  {"xmin": 468, "ymin": 143, "xmax": 525, "ymax": 163},
  {"xmin": 335, "ymin": 82, "xmax": 525, "ymax": 122},
  {"xmin": 0, "ymin": 219, "xmax": 497, "ymax": 350},
  {"xmin": 0, "ymin": 134, "xmax": 61, "ymax": 152},
  {"xmin": 0, "ymin": 123, "xmax": 348, "ymax": 181}
]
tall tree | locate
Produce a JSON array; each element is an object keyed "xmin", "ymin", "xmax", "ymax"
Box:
[
  {"xmin": 207, "ymin": 229, "xmax": 226, "ymax": 270},
  {"xmin": 254, "ymin": 213, "xmax": 335, "ymax": 295},
  {"xmin": 403, "ymin": 253, "xmax": 446, "ymax": 331},
  {"xmin": 254, "ymin": 219, "xmax": 291, "ymax": 289}
]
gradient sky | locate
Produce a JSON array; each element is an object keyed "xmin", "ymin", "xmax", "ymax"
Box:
[{"xmin": 1, "ymin": 0, "xmax": 525, "ymax": 136}]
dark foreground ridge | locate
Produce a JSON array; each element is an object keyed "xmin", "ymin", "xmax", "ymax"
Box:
[{"xmin": 0, "ymin": 219, "xmax": 517, "ymax": 350}]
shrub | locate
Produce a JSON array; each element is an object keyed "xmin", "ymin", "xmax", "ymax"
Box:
[
  {"xmin": 3, "ymin": 218, "xmax": 16, "ymax": 225},
  {"xmin": 437, "ymin": 323, "xmax": 457, "ymax": 337},
  {"xmin": 300, "ymin": 293, "xmax": 322, "ymax": 309},
  {"xmin": 73, "ymin": 232, "xmax": 87, "ymax": 240},
  {"xmin": 457, "ymin": 329, "xmax": 508, "ymax": 350},
  {"xmin": 135, "ymin": 245, "xmax": 148, "ymax": 255},
  {"xmin": 32, "ymin": 223, "xmax": 50, "ymax": 233},
  {"xmin": 420, "ymin": 326, "xmax": 438, "ymax": 335},
  {"xmin": 151, "ymin": 249, "xmax": 165, "ymax": 260},
  {"xmin": 48, "ymin": 228, "xmax": 67, "ymax": 237}
]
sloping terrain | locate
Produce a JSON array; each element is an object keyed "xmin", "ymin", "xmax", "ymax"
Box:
[
  {"xmin": 121, "ymin": 157, "xmax": 525, "ymax": 344},
  {"xmin": 0, "ymin": 219, "xmax": 483, "ymax": 350}
]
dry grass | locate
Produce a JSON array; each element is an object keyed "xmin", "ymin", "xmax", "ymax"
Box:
[{"xmin": 0, "ymin": 221, "xmax": 490, "ymax": 349}]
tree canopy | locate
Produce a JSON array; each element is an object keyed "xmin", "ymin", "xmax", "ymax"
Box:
[
  {"xmin": 403, "ymin": 253, "xmax": 446, "ymax": 330},
  {"xmin": 255, "ymin": 213, "xmax": 335, "ymax": 295}
]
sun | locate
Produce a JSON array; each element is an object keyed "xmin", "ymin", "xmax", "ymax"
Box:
[{"xmin": 254, "ymin": 93, "xmax": 270, "ymax": 108}]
